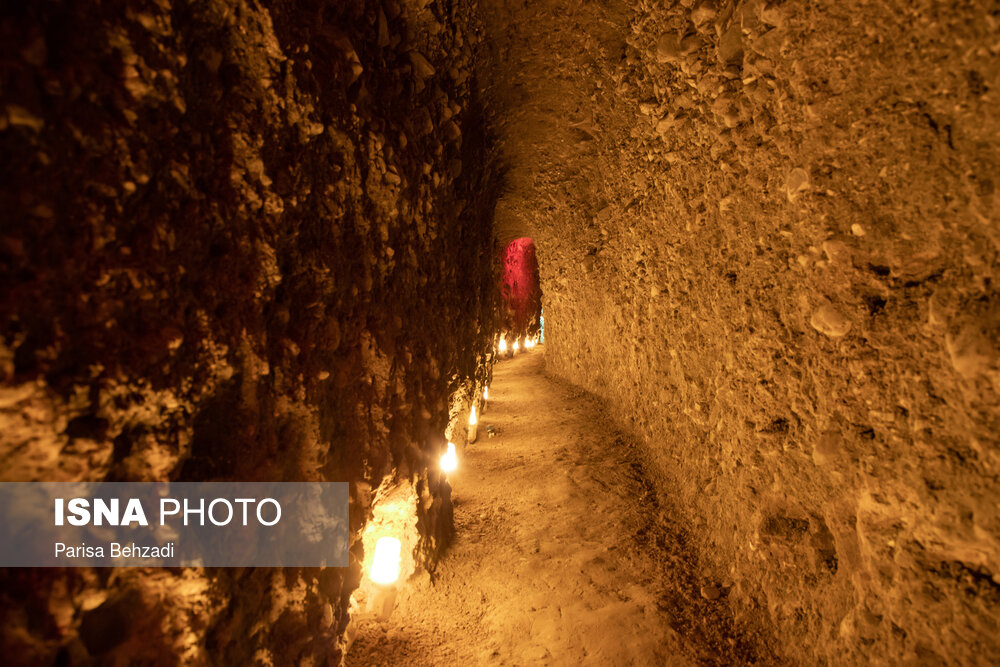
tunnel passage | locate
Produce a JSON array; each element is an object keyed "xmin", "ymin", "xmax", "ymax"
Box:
[
  {"xmin": 1, "ymin": 0, "xmax": 999, "ymax": 665},
  {"xmin": 499, "ymin": 237, "xmax": 541, "ymax": 341}
]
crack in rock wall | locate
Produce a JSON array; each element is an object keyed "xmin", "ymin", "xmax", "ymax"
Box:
[
  {"xmin": 484, "ymin": 0, "xmax": 1000, "ymax": 663},
  {"xmin": 0, "ymin": 0, "xmax": 500, "ymax": 663}
]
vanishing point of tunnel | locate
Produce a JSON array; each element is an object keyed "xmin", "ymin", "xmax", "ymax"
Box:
[{"xmin": 1, "ymin": 0, "xmax": 999, "ymax": 665}]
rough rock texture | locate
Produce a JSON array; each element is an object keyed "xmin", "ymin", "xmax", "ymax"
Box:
[
  {"xmin": 486, "ymin": 0, "xmax": 1000, "ymax": 663},
  {"xmin": 0, "ymin": 0, "xmax": 499, "ymax": 663}
]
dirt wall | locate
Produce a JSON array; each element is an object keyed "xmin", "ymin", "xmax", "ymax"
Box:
[
  {"xmin": 487, "ymin": 0, "xmax": 1000, "ymax": 663},
  {"xmin": 0, "ymin": 0, "xmax": 499, "ymax": 663}
]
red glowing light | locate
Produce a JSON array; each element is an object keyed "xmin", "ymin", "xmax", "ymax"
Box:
[{"xmin": 501, "ymin": 238, "xmax": 541, "ymax": 336}]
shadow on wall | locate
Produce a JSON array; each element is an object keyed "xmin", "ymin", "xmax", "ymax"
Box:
[{"xmin": 500, "ymin": 237, "xmax": 541, "ymax": 340}]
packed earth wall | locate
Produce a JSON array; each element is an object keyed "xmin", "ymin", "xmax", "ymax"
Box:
[{"xmin": 0, "ymin": 0, "xmax": 500, "ymax": 663}]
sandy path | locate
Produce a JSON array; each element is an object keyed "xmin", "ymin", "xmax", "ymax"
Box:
[{"xmin": 349, "ymin": 350, "xmax": 773, "ymax": 665}]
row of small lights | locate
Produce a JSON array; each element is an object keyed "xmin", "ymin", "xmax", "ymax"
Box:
[
  {"xmin": 496, "ymin": 333, "xmax": 537, "ymax": 355},
  {"xmin": 364, "ymin": 333, "xmax": 540, "ymax": 617}
]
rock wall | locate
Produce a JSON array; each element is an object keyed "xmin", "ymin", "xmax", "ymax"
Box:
[
  {"xmin": 488, "ymin": 0, "xmax": 1000, "ymax": 663},
  {"xmin": 0, "ymin": 0, "xmax": 499, "ymax": 663}
]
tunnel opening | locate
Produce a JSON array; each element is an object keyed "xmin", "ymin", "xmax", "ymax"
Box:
[{"xmin": 499, "ymin": 237, "xmax": 542, "ymax": 344}]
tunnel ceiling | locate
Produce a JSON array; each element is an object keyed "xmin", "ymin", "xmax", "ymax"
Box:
[{"xmin": 493, "ymin": 199, "xmax": 536, "ymax": 247}]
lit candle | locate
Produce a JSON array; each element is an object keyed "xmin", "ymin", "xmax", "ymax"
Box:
[
  {"xmin": 368, "ymin": 536, "xmax": 401, "ymax": 619},
  {"xmin": 512, "ymin": 340, "xmax": 520, "ymax": 353},
  {"xmin": 468, "ymin": 404, "xmax": 479, "ymax": 444},
  {"xmin": 482, "ymin": 386, "xmax": 489, "ymax": 413},
  {"xmin": 370, "ymin": 536, "xmax": 401, "ymax": 585},
  {"xmin": 498, "ymin": 335, "xmax": 507, "ymax": 354},
  {"xmin": 440, "ymin": 442, "xmax": 458, "ymax": 473},
  {"xmin": 525, "ymin": 338, "xmax": 535, "ymax": 350}
]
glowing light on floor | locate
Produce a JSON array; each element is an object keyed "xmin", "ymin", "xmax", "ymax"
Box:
[
  {"xmin": 513, "ymin": 340, "xmax": 520, "ymax": 353},
  {"xmin": 498, "ymin": 336, "xmax": 507, "ymax": 353},
  {"xmin": 370, "ymin": 537, "xmax": 402, "ymax": 585},
  {"xmin": 525, "ymin": 338, "xmax": 536, "ymax": 350},
  {"xmin": 441, "ymin": 442, "xmax": 458, "ymax": 473}
]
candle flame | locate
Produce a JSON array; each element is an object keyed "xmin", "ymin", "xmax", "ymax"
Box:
[
  {"xmin": 525, "ymin": 338, "xmax": 536, "ymax": 349},
  {"xmin": 370, "ymin": 536, "xmax": 402, "ymax": 585},
  {"xmin": 483, "ymin": 386, "xmax": 489, "ymax": 400},
  {"xmin": 440, "ymin": 442, "xmax": 458, "ymax": 473},
  {"xmin": 469, "ymin": 405, "xmax": 478, "ymax": 426},
  {"xmin": 513, "ymin": 340, "xmax": 520, "ymax": 352},
  {"xmin": 498, "ymin": 337, "xmax": 507, "ymax": 353}
]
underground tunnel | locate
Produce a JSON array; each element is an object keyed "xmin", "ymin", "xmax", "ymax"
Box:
[{"xmin": 1, "ymin": 0, "xmax": 999, "ymax": 665}]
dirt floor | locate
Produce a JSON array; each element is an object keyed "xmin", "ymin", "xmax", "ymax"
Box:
[{"xmin": 348, "ymin": 349, "xmax": 777, "ymax": 666}]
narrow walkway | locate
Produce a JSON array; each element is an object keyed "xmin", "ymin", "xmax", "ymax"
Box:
[{"xmin": 349, "ymin": 351, "xmax": 773, "ymax": 665}]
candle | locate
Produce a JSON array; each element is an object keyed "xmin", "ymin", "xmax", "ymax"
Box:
[
  {"xmin": 370, "ymin": 536, "xmax": 401, "ymax": 585},
  {"xmin": 468, "ymin": 405, "xmax": 479, "ymax": 444},
  {"xmin": 440, "ymin": 442, "xmax": 458, "ymax": 473},
  {"xmin": 368, "ymin": 535, "xmax": 402, "ymax": 619}
]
